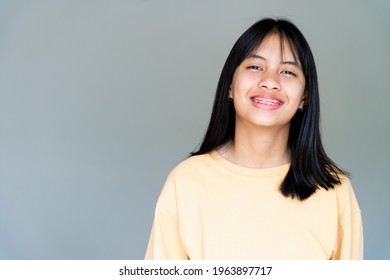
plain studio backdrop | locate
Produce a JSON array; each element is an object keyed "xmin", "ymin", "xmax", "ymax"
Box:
[{"xmin": 0, "ymin": 0, "xmax": 389, "ymax": 259}]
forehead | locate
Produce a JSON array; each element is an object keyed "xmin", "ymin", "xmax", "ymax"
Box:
[{"xmin": 249, "ymin": 33, "xmax": 299, "ymax": 63}]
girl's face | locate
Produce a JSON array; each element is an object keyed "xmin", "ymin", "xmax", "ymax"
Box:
[{"xmin": 229, "ymin": 33, "xmax": 305, "ymax": 131}]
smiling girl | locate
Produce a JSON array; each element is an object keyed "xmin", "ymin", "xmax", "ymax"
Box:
[{"xmin": 145, "ymin": 18, "xmax": 363, "ymax": 260}]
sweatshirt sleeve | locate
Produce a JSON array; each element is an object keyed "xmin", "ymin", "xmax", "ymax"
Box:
[
  {"xmin": 332, "ymin": 178, "xmax": 364, "ymax": 260},
  {"xmin": 145, "ymin": 173, "xmax": 189, "ymax": 260}
]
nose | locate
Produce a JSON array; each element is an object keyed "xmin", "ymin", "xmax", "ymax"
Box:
[{"xmin": 258, "ymin": 72, "xmax": 280, "ymax": 91}]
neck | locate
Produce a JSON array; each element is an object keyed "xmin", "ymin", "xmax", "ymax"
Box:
[{"xmin": 219, "ymin": 123, "xmax": 290, "ymax": 168}]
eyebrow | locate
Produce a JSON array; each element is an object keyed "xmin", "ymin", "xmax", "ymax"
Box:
[{"xmin": 246, "ymin": 53, "xmax": 301, "ymax": 68}]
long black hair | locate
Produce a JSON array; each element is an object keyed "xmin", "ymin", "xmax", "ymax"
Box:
[{"xmin": 191, "ymin": 18, "xmax": 348, "ymax": 200}]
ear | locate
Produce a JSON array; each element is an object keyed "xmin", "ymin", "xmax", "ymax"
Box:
[
  {"xmin": 299, "ymin": 92, "xmax": 306, "ymax": 108},
  {"xmin": 299, "ymin": 99, "xmax": 305, "ymax": 109},
  {"xmin": 228, "ymin": 86, "xmax": 233, "ymax": 99}
]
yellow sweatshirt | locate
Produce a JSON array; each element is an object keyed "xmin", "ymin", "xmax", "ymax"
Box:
[{"xmin": 145, "ymin": 151, "xmax": 363, "ymax": 260}]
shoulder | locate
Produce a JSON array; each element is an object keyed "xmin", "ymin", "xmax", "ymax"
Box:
[
  {"xmin": 156, "ymin": 153, "xmax": 215, "ymax": 214},
  {"xmin": 168, "ymin": 153, "xmax": 216, "ymax": 181},
  {"xmin": 159, "ymin": 153, "xmax": 215, "ymax": 192},
  {"xmin": 335, "ymin": 176, "xmax": 356, "ymax": 201},
  {"xmin": 334, "ymin": 175, "xmax": 361, "ymax": 221}
]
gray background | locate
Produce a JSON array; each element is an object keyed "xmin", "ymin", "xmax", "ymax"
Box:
[{"xmin": 0, "ymin": 0, "xmax": 389, "ymax": 259}]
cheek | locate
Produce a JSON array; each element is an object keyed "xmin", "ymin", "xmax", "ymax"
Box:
[
  {"xmin": 290, "ymin": 82, "xmax": 305, "ymax": 103},
  {"xmin": 230, "ymin": 76, "xmax": 253, "ymax": 98}
]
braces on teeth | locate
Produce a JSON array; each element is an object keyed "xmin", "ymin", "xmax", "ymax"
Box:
[{"xmin": 253, "ymin": 99, "xmax": 282, "ymax": 105}]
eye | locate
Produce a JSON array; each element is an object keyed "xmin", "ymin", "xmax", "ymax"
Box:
[
  {"xmin": 247, "ymin": 65, "xmax": 262, "ymax": 71},
  {"xmin": 281, "ymin": 70, "xmax": 297, "ymax": 76}
]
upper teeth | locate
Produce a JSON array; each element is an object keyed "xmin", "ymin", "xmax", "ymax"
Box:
[
  {"xmin": 261, "ymin": 100, "xmax": 276, "ymax": 105},
  {"xmin": 252, "ymin": 98, "xmax": 283, "ymax": 106}
]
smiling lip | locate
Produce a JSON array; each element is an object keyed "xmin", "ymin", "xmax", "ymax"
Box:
[{"xmin": 250, "ymin": 96, "xmax": 284, "ymax": 110}]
